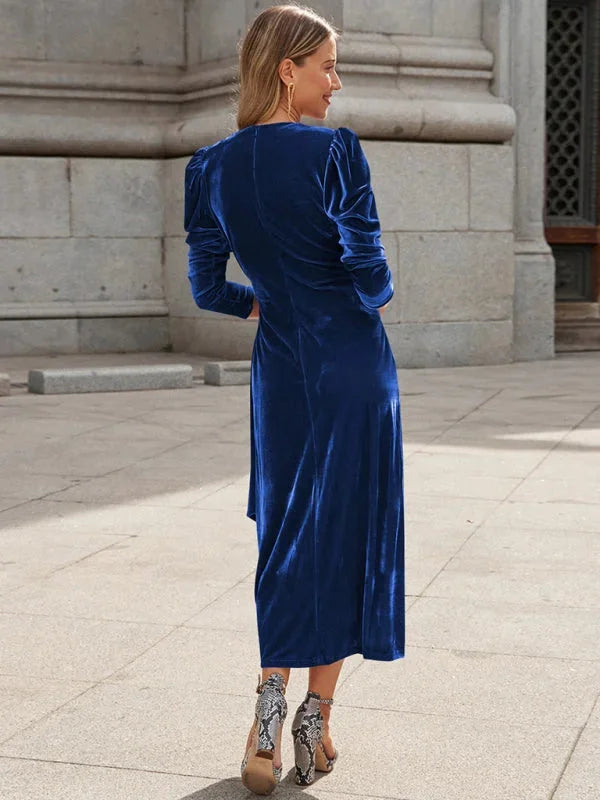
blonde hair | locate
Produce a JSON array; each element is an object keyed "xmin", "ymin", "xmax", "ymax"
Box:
[{"xmin": 234, "ymin": 3, "xmax": 340, "ymax": 130}]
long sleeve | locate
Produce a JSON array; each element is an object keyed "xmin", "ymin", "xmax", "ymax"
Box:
[
  {"xmin": 183, "ymin": 148, "xmax": 255, "ymax": 319},
  {"xmin": 323, "ymin": 127, "xmax": 394, "ymax": 310}
]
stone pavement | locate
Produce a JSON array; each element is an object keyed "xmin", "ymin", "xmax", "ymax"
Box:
[{"xmin": 0, "ymin": 350, "xmax": 599, "ymax": 800}]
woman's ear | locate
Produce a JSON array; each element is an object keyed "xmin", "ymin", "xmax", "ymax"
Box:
[{"xmin": 279, "ymin": 58, "xmax": 294, "ymax": 85}]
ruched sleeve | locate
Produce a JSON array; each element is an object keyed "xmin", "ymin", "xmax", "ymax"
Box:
[
  {"xmin": 323, "ymin": 127, "xmax": 394, "ymax": 310},
  {"xmin": 184, "ymin": 148, "xmax": 255, "ymax": 319}
]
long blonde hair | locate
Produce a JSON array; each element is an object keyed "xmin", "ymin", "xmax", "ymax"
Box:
[{"xmin": 234, "ymin": 3, "xmax": 340, "ymax": 130}]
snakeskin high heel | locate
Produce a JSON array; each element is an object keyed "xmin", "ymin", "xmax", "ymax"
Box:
[
  {"xmin": 291, "ymin": 690, "xmax": 338, "ymax": 785},
  {"xmin": 240, "ymin": 671, "xmax": 288, "ymax": 795}
]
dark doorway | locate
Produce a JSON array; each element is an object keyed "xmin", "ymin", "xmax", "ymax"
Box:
[{"xmin": 545, "ymin": 0, "xmax": 600, "ymax": 349}]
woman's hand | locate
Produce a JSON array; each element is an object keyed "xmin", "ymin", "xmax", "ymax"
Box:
[
  {"xmin": 247, "ymin": 296, "xmax": 260, "ymax": 319},
  {"xmin": 377, "ymin": 302, "xmax": 389, "ymax": 315}
]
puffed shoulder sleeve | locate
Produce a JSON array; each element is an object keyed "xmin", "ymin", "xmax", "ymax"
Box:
[
  {"xmin": 323, "ymin": 127, "xmax": 394, "ymax": 310},
  {"xmin": 184, "ymin": 148, "xmax": 255, "ymax": 319}
]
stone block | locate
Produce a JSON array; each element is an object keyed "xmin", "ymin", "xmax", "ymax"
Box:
[
  {"xmin": 163, "ymin": 157, "xmax": 187, "ymax": 237},
  {"xmin": 0, "ymin": 157, "xmax": 70, "ymax": 237},
  {"xmin": 204, "ymin": 360, "xmax": 251, "ymax": 386},
  {"xmin": 396, "ymin": 232, "xmax": 514, "ymax": 322},
  {"xmin": 368, "ymin": 142, "xmax": 469, "ymax": 231},
  {"xmin": 186, "ymin": 0, "xmax": 245, "ymax": 65},
  {"xmin": 28, "ymin": 364, "xmax": 193, "ymax": 394},
  {"xmin": 344, "ymin": 0, "xmax": 432, "ymax": 35},
  {"xmin": 433, "ymin": 0, "xmax": 482, "ymax": 38},
  {"xmin": 387, "ymin": 319, "xmax": 513, "ymax": 367},
  {"xmin": 163, "ymin": 237, "xmax": 197, "ymax": 317},
  {"xmin": 77, "ymin": 317, "xmax": 171, "ymax": 353},
  {"xmin": 169, "ymin": 316, "xmax": 255, "ymax": 359},
  {"xmin": 71, "ymin": 159, "xmax": 163, "ymax": 237},
  {"xmin": 0, "ymin": 373, "xmax": 10, "ymax": 395},
  {"xmin": 0, "ymin": 238, "xmax": 163, "ymax": 304},
  {"xmin": 513, "ymin": 253, "xmax": 555, "ymax": 322},
  {"xmin": 516, "ymin": 320, "xmax": 555, "ymax": 358},
  {"xmin": 469, "ymin": 144, "xmax": 514, "ymax": 231},
  {"xmin": 0, "ymin": 0, "xmax": 44, "ymax": 59},
  {"xmin": 379, "ymin": 231, "xmax": 400, "ymax": 322},
  {"xmin": 0, "ymin": 319, "xmax": 78, "ymax": 356},
  {"xmin": 44, "ymin": 0, "xmax": 185, "ymax": 66},
  {"xmin": 513, "ymin": 253, "xmax": 555, "ymax": 360}
]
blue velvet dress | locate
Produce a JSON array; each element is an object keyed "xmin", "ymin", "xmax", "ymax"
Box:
[{"xmin": 184, "ymin": 122, "xmax": 405, "ymax": 668}]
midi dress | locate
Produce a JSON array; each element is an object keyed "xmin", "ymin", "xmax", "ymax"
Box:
[{"xmin": 184, "ymin": 122, "xmax": 405, "ymax": 668}]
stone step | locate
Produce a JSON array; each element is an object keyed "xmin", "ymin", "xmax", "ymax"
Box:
[
  {"xmin": 204, "ymin": 360, "xmax": 251, "ymax": 386},
  {"xmin": 28, "ymin": 364, "xmax": 194, "ymax": 394},
  {"xmin": 555, "ymin": 320, "xmax": 600, "ymax": 352}
]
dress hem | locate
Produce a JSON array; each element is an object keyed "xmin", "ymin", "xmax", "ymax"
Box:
[{"xmin": 260, "ymin": 644, "xmax": 405, "ymax": 668}]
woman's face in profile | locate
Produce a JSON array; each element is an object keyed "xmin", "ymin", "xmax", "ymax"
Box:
[{"xmin": 293, "ymin": 35, "xmax": 342, "ymax": 120}]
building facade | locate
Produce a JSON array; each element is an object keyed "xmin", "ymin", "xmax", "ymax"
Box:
[{"xmin": 0, "ymin": 0, "xmax": 596, "ymax": 366}]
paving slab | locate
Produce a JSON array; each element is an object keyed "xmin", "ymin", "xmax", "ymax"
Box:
[
  {"xmin": 0, "ymin": 759, "xmax": 209, "ymax": 800},
  {"xmin": 0, "ymin": 676, "xmax": 93, "ymax": 742},
  {"xmin": 553, "ymin": 726, "xmax": 600, "ymax": 800},
  {"xmin": 0, "ymin": 612, "xmax": 173, "ymax": 681},
  {"xmin": 409, "ymin": 595, "xmax": 600, "ymax": 660}
]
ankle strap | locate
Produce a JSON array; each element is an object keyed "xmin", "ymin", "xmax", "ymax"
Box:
[
  {"xmin": 256, "ymin": 671, "xmax": 287, "ymax": 695},
  {"xmin": 306, "ymin": 689, "xmax": 334, "ymax": 705}
]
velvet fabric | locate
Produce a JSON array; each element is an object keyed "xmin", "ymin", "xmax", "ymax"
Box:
[{"xmin": 184, "ymin": 122, "xmax": 405, "ymax": 667}]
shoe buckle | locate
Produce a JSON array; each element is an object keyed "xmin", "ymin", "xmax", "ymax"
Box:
[{"xmin": 256, "ymin": 671, "xmax": 287, "ymax": 695}]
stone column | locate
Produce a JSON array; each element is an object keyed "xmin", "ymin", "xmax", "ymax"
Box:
[{"xmin": 484, "ymin": 0, "xmax": 555, "ymax": 359}]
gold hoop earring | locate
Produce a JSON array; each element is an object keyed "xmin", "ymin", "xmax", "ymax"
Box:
[{"xmin": 287, "ymin": 83, "xmax": 295, "ymax": 121}]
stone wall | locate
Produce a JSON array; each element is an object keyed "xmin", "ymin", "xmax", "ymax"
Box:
[
  {"xmin": 0, "ymin": 0, "xmax": 181, "ymax": 354},
  {"xmin": 0, "ymin": 0, "xmax": 554, "ymax": 365},
  {"xmin": 0, "ymin": 0, "xmax": 185, "ymax": 65},
  {"xmin": 344, "ymin": 0, "xmax": 482, "ymax": 38},
  {"xmin": 0, "ymin": 156, "xmax": 169, "ymax": 354}
]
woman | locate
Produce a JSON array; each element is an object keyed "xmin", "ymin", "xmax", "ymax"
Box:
[{"xmin": 183, "ymin": 3, "xmax": 405, "ymax": 795}]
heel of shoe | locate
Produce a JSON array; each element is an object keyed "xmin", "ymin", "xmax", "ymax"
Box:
[
  {"xmin": 241, "ymin": 672, "xmax": 287, "ymax": 796},
  {"xmin": 292, "ymin": 700, "xmax": 320, "ymax": 785},
  {"xmin": 255, "ymin": 674, "xmax": 287, "ymax": 755},
  {"xmin": 292, "ymin": 691, "xmax": 336, "ymax": 786},
  {"xmin": 241, "ymin": 750, "xmax": 278, "ymax": 796}
]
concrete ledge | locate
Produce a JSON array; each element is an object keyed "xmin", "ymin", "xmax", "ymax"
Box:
[
  {"xmin": 0, "ymin": 300, "xmax": 169, "ymax": 320},
  {"xmin": 28, "ymin": 364, "xmax": 193, "ymax": 394},
  {"xmin": 0, "ymin": 373, "xmax": 10, "ymax": 396},
  {"xmin": 204, "ymin": 361, "xmax": 251, "ymax": 386}
]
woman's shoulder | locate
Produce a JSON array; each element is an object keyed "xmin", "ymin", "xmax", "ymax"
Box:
[
  {"xmin": 187, "ymin": 124, "xmax": 359, "ymax": 175},
  {"xmin": 205, "ymin": 122, "xmax": 354, "ymax": 151}
]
